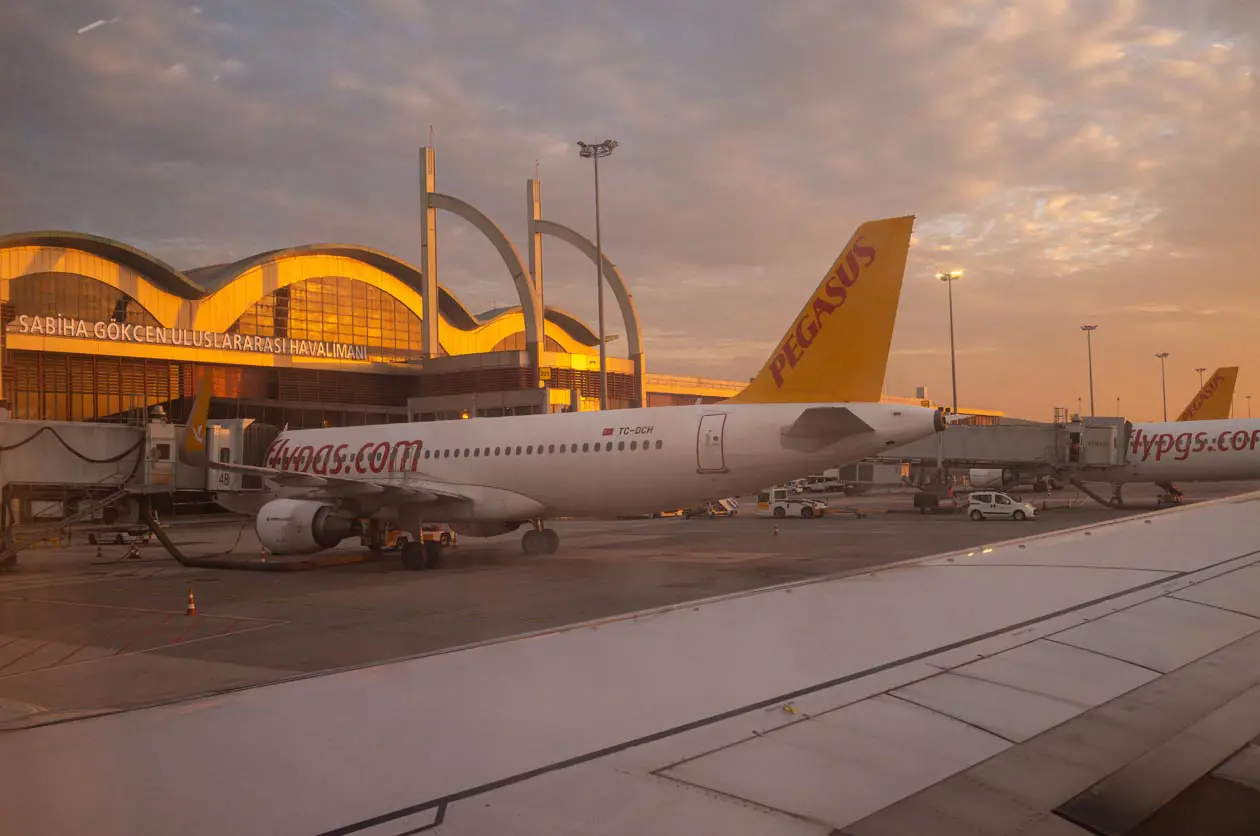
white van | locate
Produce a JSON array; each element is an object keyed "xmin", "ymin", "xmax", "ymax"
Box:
[{"xmin": 968, "ymin": 491, "xmax": 1038, "ymax": 522}]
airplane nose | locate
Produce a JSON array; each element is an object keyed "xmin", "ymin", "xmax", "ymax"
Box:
[{"xmin": 934, "ymin": 408, "xmax": 948, "ymax": 433}]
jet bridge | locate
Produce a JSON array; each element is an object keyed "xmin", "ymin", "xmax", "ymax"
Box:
[{"xmin": 870, "ymin": 416, "xmax": 1131, "ymax": 484}]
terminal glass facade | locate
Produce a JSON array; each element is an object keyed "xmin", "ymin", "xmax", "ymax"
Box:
[
  {"xmin": 9, "ymin": 273, "xmax": 161, "ymax": 327},
  {"xmin": 228, "ymin": 277, "xmax": 433, "ymax": 363}
]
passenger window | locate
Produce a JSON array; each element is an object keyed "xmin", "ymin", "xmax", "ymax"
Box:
[
  {"xmin": 495, "ymin": 447, "xmax": 501, "ymax": 456},
  {"xmin": 618, "ymin": 441, "xmax": 625, "ymax": 451},
  {"xmin": 444, "ymin": 449, "xmax": 450, "ymax": 458},
  {"xmin": 583, "ymin": 443, "xmax": 589, "ymax": 452},
  {"xmin": 605, "ymin": 442, "xmax": 613, "ymax": 451},
  {"xmin": 474, "ymin": 448, "xmax": 480, "ymax": 457},
  {"xmin": 547, "ymin": 444, "xmax": 554, "ymax": 453},
  {"xmin": 560, "ymin": 444, "xmax": 567, "ymax": 453},
  {"xmin": 515, "ymin": 446, "xmax": 522, "ymax": 455},
  {"xmin": 454, "ymin": 449, "xmax": 461, "ymax": 458},
  {"xmin": 424, "ymin": 449, "xmax": 431, "ymax": 459},
  {"xmin": 630, "ymin": 441, "xmax": 637, "ymax": 450},
  {"xmin": 655, "ymin": 440, "xmax": 662, "ymax": 450},
  {"xmin": 505, "ymin": 446, "xmax": 512, "ymax": 456},
  {"xmin": 527, "ymin": 445, "xmax": 534, "ymax": 454},
  {"xmin": 463, "ymin": 448, "xmax": 470, "ymax": 457},
  {"xmin": 996, "ymin": 495, "xmax": 1011, "ymax": 505}
]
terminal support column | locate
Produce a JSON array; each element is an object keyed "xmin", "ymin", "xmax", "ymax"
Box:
[{"xmin": 419, "ymin": 147, "xmax": 440, "ymax": 361}]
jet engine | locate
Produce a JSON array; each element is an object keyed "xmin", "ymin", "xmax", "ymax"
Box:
[
  {"xmin": 449, "ymin": 521, "xmax": 524, "ymax": 539},
  {"xmin": 255, "ymin": 499, "xmax": 360, "ymax": 555}
]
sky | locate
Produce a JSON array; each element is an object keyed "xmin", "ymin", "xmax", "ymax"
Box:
[{"xmin": 2, "ymin": 0, "xmax": 1258, "ymax": 421}]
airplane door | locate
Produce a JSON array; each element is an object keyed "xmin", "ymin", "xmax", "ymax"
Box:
[{"xmin": 696, "ymin": 413, "xmax": 727, "ymax": 473}]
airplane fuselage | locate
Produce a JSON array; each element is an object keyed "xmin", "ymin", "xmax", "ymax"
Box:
[
  {"xmin": 1102, "ymin": 419, "xmax": 1260, "ymax": 484},
  {"xmin": 258, "ymin": 402, "xmax": 941, "ymax": 520}
]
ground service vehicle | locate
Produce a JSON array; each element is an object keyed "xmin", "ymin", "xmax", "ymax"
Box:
[{"xmin": 757, "ymin": 487, "xmax": 827, "ymax": 518}]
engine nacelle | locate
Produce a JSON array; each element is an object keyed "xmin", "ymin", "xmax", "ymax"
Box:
[
  {"xmin": 449, "ymin": 521, "xmax": 524, "ymax": 539},
  {"xmin": 256, "ymin": 499, "xmax": 360, "ymax": 555}
]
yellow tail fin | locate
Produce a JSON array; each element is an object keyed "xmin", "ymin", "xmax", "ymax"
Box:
[
  {"xmin": 177, "ymin": 374, "xmax": 213, "ymax": 468},
  {"xmin": 725, "ymin": 215, "xmax": 915, "ymax": 404},
  {"xmin": 1176, "ymin": 366, "xmax": 1239, "ymax": 422}
]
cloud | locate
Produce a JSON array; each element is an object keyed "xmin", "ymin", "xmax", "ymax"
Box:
[{"xmin": 1, "ymin": 0, "xmax": 1258, "ymax": 421}]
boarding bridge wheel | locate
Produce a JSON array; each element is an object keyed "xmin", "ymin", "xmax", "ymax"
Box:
[
  {"xmin": 400, "ymin": 540, "xmax": 427, "ymax": 571},
  {"xmin": 422, "ymin": 541, "xmax": 444, "ymax": 569}
]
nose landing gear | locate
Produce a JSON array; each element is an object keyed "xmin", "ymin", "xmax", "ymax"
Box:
[{"xmin": 521, "ymin": 521, "xmax": 560, "ymax": 555}]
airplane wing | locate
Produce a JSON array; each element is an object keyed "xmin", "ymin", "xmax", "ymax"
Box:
[
  {"xmin": 201, "ymin": 457, "xmax": 474, "ymax": 503},
  {"xmin": 176, "ymin": 376, "xmax": 475, "ymax": 507},
  {"xmin": 6, "ymin": 491, "xmax": 1260, "ymax": 835}
]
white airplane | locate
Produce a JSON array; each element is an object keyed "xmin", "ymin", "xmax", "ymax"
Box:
[
  {"xmin": 178, "ymin": 215, "xmax": 945, "ymax": 569},
  {"xmin": 1094, "ymin": 367, "xmax": 1255, "ymax": 505}
]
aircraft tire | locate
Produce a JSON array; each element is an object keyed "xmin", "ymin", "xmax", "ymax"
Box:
[
  {"xmin": 521, "ymin": 529, "xmax": 541, "ymax": 555},
  {"xmin": 542, "ymin": 529, "xmax": 560, "ymax": 554}
]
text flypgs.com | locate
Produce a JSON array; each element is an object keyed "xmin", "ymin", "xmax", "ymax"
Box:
[{"xmin": 263, "ymin": 424, "xmax": 659, "ymax": 476}]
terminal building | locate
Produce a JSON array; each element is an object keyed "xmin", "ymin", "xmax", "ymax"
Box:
[{"xmin": 0, "ymin": 149, "xmax": 770, "ymax": 430}]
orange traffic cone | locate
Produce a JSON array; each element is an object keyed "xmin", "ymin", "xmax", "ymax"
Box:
[{"xmin": 186, "ymin": 588, "xmax": 197, "ymax": 617}]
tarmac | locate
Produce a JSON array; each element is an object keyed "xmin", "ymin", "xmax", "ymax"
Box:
[{"xmin": 0, "ymin": 482, "xmax": 1252, "ymax": 728}]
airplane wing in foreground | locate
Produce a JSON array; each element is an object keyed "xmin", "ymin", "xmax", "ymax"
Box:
[{"xmin": 5, "ymin": 493, "xmax": 1260, "ymax": 835}]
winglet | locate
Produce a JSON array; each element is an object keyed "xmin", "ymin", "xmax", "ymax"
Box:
[
  {"xmin": 178, "ymin": 375, "xmax": 213, "ymax": 468},
  {"xmin": 724, "ymin": 215, "xmax": 915, "ymax": 405},
  {"xmin": 1176, "ymin": 366, "xmax": 1238, "ymax": 422}
]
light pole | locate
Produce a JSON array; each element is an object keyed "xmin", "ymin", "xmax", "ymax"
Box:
[
  {"xmin": 1195, "ymin": 367, "xmax": 1206, "ymax": 389},
  {"xmin": 937, "ymin": 270, "xmax": 963, "ymax": 413},
  {"xmin": 1081, "ymin": 325, "xmax": 1098, "ymax": 416},
  {"xmin": 577, "ymin": 139, "xmax": 618, "ymax": 410},
  {"xmin": 1156, "ymin": 352, "xmax": 1170, "ymax": 421}
]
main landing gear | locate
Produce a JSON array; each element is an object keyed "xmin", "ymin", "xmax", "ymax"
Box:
[
  {"xmin": 1156, "ymin": 482, "xmax": 1185, "ymax": 507},
  {"xmin": 521, "ymin": 520, "xmax": 560, "ymax": 555},
  {"xmin": 400, "ymin": 538, "xmax": 444, "ymax": 571}
]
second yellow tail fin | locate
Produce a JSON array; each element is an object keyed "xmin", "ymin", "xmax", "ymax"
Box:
[
  {"xmin": 177, "ymin": 374, "xmax": 213, "ymax": 468},
  {"xmin": 1176, "ymin": 367, "xmax": 1239, "ymax": 422},
  {"xmin": 725, "ymin": 215, "xmax": 915, "ymax": 404}
]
